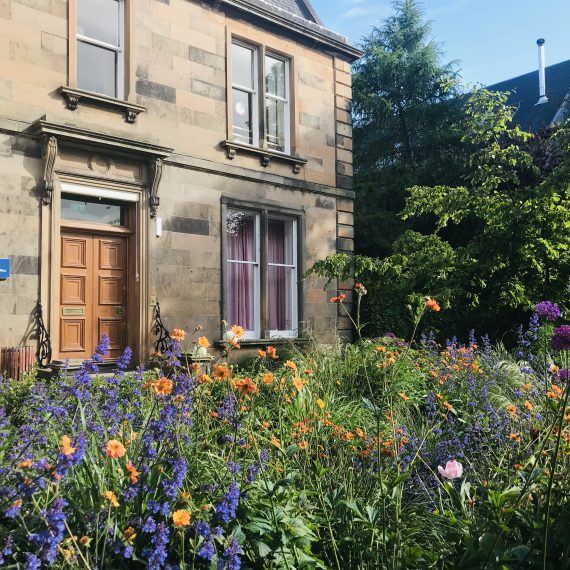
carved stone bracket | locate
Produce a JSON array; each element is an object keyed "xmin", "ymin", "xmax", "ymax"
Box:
[
  {"xmin": 64, "ymin": 93, "xmax": 80, "ymax": 111},
  {"xmin": 222, "ymin": 140, "xmax": 307, "ymax": 174},
  {"xmin": 60, "ymin": 86, "xmax": 146, "ymax": 124},
  {"xmin": 149, "ymin": 157, "xmax": 163, "ymax": 218},
  {"xmin": 41, "ymin": 136, "xmax": 58, "ymax": 206}
]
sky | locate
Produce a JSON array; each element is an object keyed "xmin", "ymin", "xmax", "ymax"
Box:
[{"xmin": 309, "ymin": 0, "xmax": 570, "ymax": 87}]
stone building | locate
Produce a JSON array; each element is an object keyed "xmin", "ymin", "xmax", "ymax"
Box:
[{"xmin": 0, "ymin": 0, "xmax": 361, "ymax": 367}]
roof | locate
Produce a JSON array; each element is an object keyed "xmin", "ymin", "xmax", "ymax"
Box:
[
  {"xmin": 486, "ymin": 59, "xmax": 570, "ymax": 132},
  {"xmin": 263, "ymin": 0, "xmax": 323, "ymax": 24},
  {"xmin": 213, "ymin": 0, "xmax": 362, "ymax": 61}
]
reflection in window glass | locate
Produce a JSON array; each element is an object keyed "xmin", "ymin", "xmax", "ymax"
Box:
[
  {"xmin": 265, "ymin": 56, "xmax": 286, "ymax": 98},
  {"xmin": 77, "ymin": 42, "xmax": 117, "ymax": 97},
  {"xmin": 77, "ymin": 0, "xmax": 120, "ymax": 45},
  {"xmin": 266, "ymin": 98, "xmax": 286, "ymax": 152},
  {"xmin": 61, "ymin": 195, "xmax": 124, "ymax": 225},
  {"xmin": 232, "ymin": 43, "xmax": 254, "ymax": 89},
  {"xmin": 264, "ymin": 54, "xmax": 289, "ymax": 153},
  {"xmin": 232, "ymin": 89, "xmax": 254, "ymax": 145}
]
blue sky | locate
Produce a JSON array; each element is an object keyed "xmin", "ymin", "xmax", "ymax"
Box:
[{"xmin": 310, "ymin": 0, "xmax": 570, "ymax": 87}]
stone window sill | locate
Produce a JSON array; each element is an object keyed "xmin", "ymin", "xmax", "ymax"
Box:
[
  {"xmin": 222, "ymin": 140, "xmax": 308, "ymax": 174},
  {"xmin": 60, "ymin": 86, "xmax": 146, "ymax": 124}
]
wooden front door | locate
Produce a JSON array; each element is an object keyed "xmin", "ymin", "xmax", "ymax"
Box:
[{"xmin": 60, "ymin": 231, "xmax": 128, "ymax": 361}]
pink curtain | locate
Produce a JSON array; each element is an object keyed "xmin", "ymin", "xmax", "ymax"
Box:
[
  {"xmin": 227, "ymin": 214, "xmax": 255, "ymax": 330},
  {"xmin": 268, "ymin": 220, "xmax": 287, "ymax": 330}
]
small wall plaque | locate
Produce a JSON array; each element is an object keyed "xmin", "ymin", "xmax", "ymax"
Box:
[{"xmin": 0, "ymin": 258, "xmax": 10, "ymax": 280}]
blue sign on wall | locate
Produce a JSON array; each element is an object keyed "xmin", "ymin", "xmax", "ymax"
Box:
[{"xmin": 0, "ymin": 258, "xmax": 10, "ymax": 280}]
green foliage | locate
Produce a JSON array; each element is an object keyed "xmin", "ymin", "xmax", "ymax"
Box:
[
  {"xmin": 396, "ymin": 89, "xmax": 570, "ymax": 338},
  {"xmin": 2, "ymin": 312, "xmax": 570, "ymax": 568},
  {"xmin": 353, "ymin": 0, "xmax": 466, "ymax": 258}
]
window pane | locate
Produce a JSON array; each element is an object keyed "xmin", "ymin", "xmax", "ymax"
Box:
[
  {"xmin": 77, "ymin": 0, "xmax": 120, "ymax": 46},
  {"xmin": 232, "ymin": 89, "xmax": 254, "ymax": 145},
  {"xmin": 268, "ymin": 265, "xmax": 294, "ymax": 331},
  {"xmin": 227, "ymin": 263, "xmax": 257, "ymax": 332},
  {"xmin": 268, "ymin": 218, "xmax": 294, "ymax": 265},
  {"xmin": 265, "ymin": 55, "xmax": 286, "ymax": 98},
  {"xmin": 227, "ymin": 210, "xmax": 257, "ymax": 262},
  {"xmin": 266, "ymin": 97, "xmax": 286, "ymax": 152},
  {"xmin": 77, "ymin": 41, "xmax": 117, "ymax": 97},
  {"xmin": 232, "ymin": 43, "xmax": 254, "ymax": 89},
  {"xmin": 61, "ymin": 195, "xmax": 124, "ymax": 225}
]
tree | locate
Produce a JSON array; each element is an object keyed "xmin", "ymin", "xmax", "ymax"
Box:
[
  {"xmin": 393, "ymin": 89, "xmax": 570, "ymax": 339},
  {"xmin": 309, "ymin": 90, "xmax": 569, "ymax": 340},
  {"xmin": 352, "ymin": 0, "xmax": 465, "ymax": 257}
]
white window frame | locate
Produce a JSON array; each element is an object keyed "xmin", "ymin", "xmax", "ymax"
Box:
[
  {"xmin": 267, "ymin": 216, "xmax": 298, "ymax": 339},
  {"xmin": 264, "ymin": 53, "xmax": 291, "ymax": 154},
  {"xmin": 231, "ymin": 41, "xmax": 259, "ymax": 147},
  {"xmin": 226, "ymin": 210, "xmax": 261, "ymax": 339},
  {"xmin": 76, "ymin": 0, "xmax": 125, "ymax": 99}
]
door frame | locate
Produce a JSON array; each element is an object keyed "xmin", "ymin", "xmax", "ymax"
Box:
[{"xmin": 42, "ymin": 175, "xmax": 148, "ymax": 364}]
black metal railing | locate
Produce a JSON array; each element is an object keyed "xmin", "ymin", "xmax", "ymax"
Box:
[
  {"xmin": 35, "ymin": 301, "xmax": 52, "ymax": 367},
  {"xmin": 153, "ymin": 302, "xmax": 171, "ymax": 354}
]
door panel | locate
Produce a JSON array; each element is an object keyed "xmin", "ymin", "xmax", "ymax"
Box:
[
  {"xmin": 99, "ymin": 276, "xmax": 124, "ymax": 305},
  {"xmin": 94, "ymin": 236, "xmax": 127, "ymax": 359},
  {"xmin": 59, "ymin": 231, "xmax": 128, "ymax": 361},
  {"xmin": 62, "ymin": 237, "xmax": 87, "ymax": 268},
  {"xmin": 60, "ymin": 319, "xmax": 86, "ymax": 352},
  {"xmin": 99, "ymin": 239, "xmax": 124, "ymax": 270},
  {"xmin": 60, "ymin": 234, "xmax": 92, "ymax": 358},
  {"xmin": 61, "ymin": 275, "xmax": 86, "ymax": 304},
  {"xmin": 99, "ymin": 318, "xmax": 125, "ymax": 351}
]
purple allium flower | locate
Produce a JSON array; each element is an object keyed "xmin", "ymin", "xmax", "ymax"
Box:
[
  {"xmin": 534, "ymin": 301, "xmax": 562, "ymax": 321},
  {"xmin": 559, "ymin": 369, "xmax": 569, "ymax": 382},
  {"xmin": 552, "ymin": 325, "xmax": 570, "ymax": 351}
]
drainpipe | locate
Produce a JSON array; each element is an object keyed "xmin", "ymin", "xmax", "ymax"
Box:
[{"xmin": 536, "ymin": 38, "xmax": 548, "ymax": 105}]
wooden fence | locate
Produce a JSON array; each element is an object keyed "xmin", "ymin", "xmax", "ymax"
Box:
[{"xmin": 0, "ymin": 346, "xmax": 35, "ymax": 380}]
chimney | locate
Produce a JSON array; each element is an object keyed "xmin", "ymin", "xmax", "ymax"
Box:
[{"xmin": 536, "ymin": 38, "xmax": 548, "ymax": 105}]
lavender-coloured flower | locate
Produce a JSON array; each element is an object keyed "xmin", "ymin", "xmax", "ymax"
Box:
[
  {"xmin": 142, "ymin": 517, "xmax": 157, "ymax": 533},
  {"xmin": 218, "ymin": 536, "xmax": 242, "ymax": 570},
  {"xmin": 29, "ymin": 497, "xmax": 67, "ymax": 564},
  {"xmin": 559, "ymin": 369, "xmax": 569, "ymax": 382},
  {"xmin": 552, "ymin": 325, "xmax": 570, "ymax": 351},
  {"xmin": 216, "ymin": 480, "xmax": 240, "ymax": 524},
  {"xmin": 145, "ymin": 522, "xmax": 169, "ymax": 570},
  {"xmin": 24, "ymin": 553, "xmax": 42, "ymax": 570}
]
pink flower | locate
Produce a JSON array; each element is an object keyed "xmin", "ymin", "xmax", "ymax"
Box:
[{"xmin": 437, "ymin": 459, "xmax": 463, "ymax": 480}]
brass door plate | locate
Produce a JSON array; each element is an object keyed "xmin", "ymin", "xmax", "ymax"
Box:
[{"xmin": 62, "ymin": 307, "xmax": 85, "ymax": 316}]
